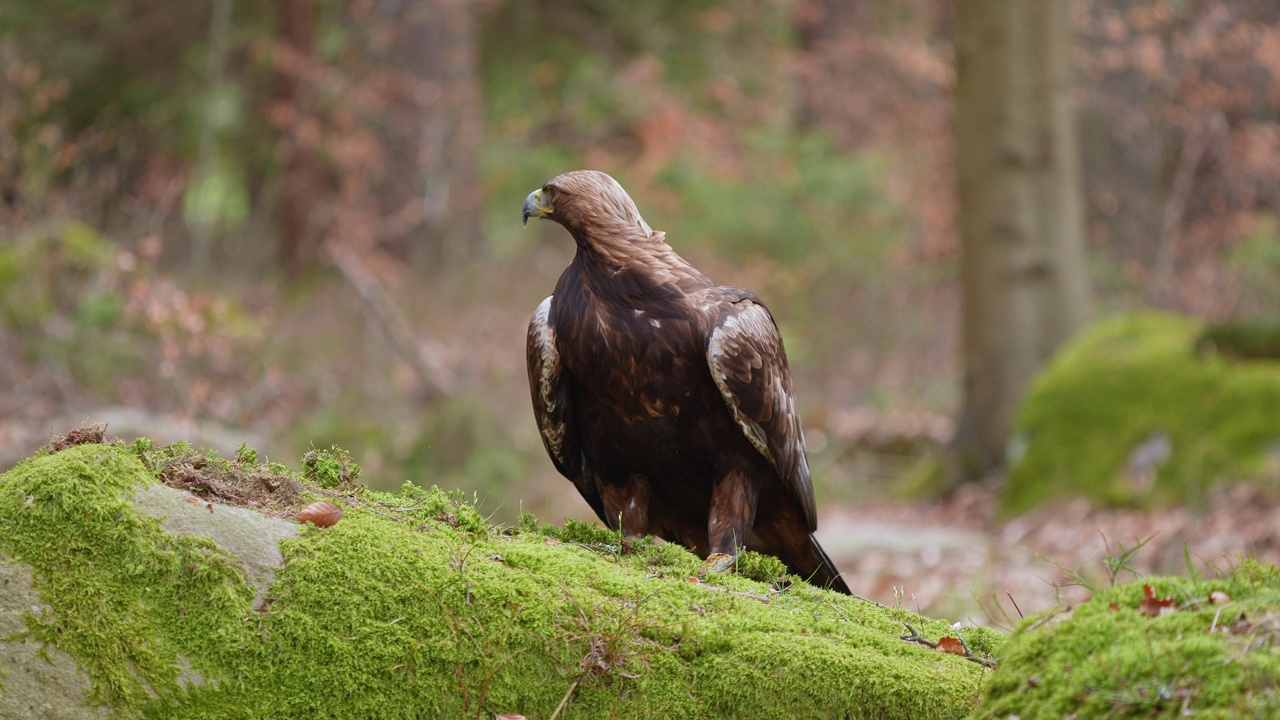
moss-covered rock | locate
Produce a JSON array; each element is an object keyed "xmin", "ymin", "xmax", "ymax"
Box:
[
  {"xmin": 1198, "ymin": 318, "xmax": 1280, "ymax": 361},
  {"xmin": 0, "ymin": 439, "xmax": 1001, "ymax": 719},
  {"xmin": 1004, "ymin": 312, "xmax": 1280, "ymax": 516},
  {"xmin": 975, "ymin": 562, "xmax": 1280, "ymax": 719}
]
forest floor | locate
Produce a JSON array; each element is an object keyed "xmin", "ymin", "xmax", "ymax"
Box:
[{"xmin": 815, "ymin": 478, "xmax": 1280, "ymax": 627}]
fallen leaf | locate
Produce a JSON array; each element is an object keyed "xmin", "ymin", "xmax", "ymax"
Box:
[
  {"xmin": 543, "ymin": 537, "xmax": 561, "ymax": 546},
  {"xmin": 686, "ymin": 577, "xmax": 700, "ymax": 584},
  {"xmin": 1208, "ymin": 591, "xmax": 1231, "ymax": 605},
  {"xmin": 1138, "ymin": 584, "xmax": 1175, "ymax": 617},
  {"xmin": 297, "ymin": 501, "xmax": 343, "ymax": 528},
  {"xmin": 1107, "ymin": 602, "xmax": 1121, "ymax": 612},
  {"xmin": 936, "ymin": 637, "xmax": 966, "ymax": 656}
]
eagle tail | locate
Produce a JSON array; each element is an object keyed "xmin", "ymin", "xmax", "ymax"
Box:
[{"xmin": 802, "ymin": 534, "xmax": 852, "ymax": 595}]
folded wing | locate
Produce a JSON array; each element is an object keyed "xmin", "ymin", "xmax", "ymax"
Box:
[
  {"xmin": 526, "ymin": 296, "xmax": 603, "ymax": 521},
  {"xmin": 706, "ymin": 298, "xmax": 817, "ymax": 531}
]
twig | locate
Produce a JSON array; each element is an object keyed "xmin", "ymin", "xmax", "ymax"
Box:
[
  {"xmin": 549, "ymin": 678, "xmax": 580, "ymax": 720},
  {"xmin": 691, "ymin": 583, "xmax": 772, "ymax": 603},
  {"xmin": 854, "ymin": 594, "xmax": 886, "ymax": 609},
  {"xmin": 322, "ymin": 239, "xmax": 451, "ymax": 398},
  {"xmin": 954, "ymin": 629, "xmax": 998, "ymax": 668},
  {"xmin": 900, "ymin": 623, "xmax": 997, "ymax": 668},
  {"xmin": 1006, "ymin": 591, "xmax": 1024, "ymax": 620},
  {"xmin": 899, "ymin": 622, "xmax": 938, "ymax": 649},
  {"xmin": 1224, "ymin": 637, "xmax": 1265, "ymax": 665},
  {"xmin": 1151, "ymin": 112, "xmax": 1226, "ymax": 306}
]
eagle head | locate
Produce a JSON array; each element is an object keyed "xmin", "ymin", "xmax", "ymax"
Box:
[{"xmin": 522, "ymin": 170, "xmax": 651, "ymax": 239}]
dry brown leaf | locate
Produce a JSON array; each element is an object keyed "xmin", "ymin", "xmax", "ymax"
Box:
[
  {"xmin": 936, "ymin": 637, "xmax": 966, "ymax": 656},
  {"xmin": 1138, "ymin": 584, "xmax": 1175, "ymax": 617},
  {"xmin": 297, "ymin": 501, "xmax": 343, "ymax": 528},
  {"xmin": 1208, "ymin": 591, "xmax": 1231, "ymax": 605},
  {"xmin": 543, "ymin": 537, "xmax": 561, "ymax": 546}
]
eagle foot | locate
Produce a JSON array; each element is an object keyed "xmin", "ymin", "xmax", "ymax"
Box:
[{"xmin": 701, "ymin": 552, "xmax": 736, "ymax": 575}]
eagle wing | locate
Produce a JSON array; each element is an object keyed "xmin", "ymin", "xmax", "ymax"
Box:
[
  {"xmin": 527, "ymin": 296, "xmax": 604, "ymax": 520},
  {"xmin": 706, "ymin": 298, "xmax": 817, "ymax": 531}
]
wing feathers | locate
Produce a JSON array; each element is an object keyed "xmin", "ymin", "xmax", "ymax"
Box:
[
  {"xmin": 707, "ymin": 300, "xmax": 817, "ymax": 531},
  {"xmin": 527, "ymin": 296, "xmax": 605, "ymax": 519}
]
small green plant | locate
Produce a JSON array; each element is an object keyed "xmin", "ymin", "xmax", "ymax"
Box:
[
  {"xmin": 302, "ymin": 445, "xmax": 362, "ymax": 488},
  {"xmin": 975, "ymin": 590, "xmax": 1026, "ymax": 634},
  {"xmin": 1035, "ymin": 532, "xmax": 1155, "ymax": 609},
  {"xmin": 549, "ymin": 587, "xmax": 676, "ymax": 720},
  {"xmin": 1098, "ymin": 533, "xmax": 1155, "ymax": 587},
  {"xmin": 235, "ymin": 442, "xmax": 258, "ymax": 465}
]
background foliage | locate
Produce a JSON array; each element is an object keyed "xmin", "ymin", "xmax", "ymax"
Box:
[{"xmin": 2, "ymin": 0, "xmax": 1279, "ymax": 615}]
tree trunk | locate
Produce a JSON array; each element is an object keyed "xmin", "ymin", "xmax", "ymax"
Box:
[
  {"xmin": 949, "ymin": 0, "xmax": 1091, "ymax": 482},
  {"xmin": 274, "ymin": 0, "xmax": 319, "ymax": 275},
  {"xmin": 384, "ymin": 0, "xmax": 483, "ymax": 272}
]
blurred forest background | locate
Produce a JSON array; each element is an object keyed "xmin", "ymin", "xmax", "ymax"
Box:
[{"xmin": 3, "ymin": 0, "xmax": 1280, "ymax": 620}]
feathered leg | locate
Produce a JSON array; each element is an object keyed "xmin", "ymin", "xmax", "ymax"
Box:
[
  {"xmin": 597, "ymin": 472, "xmax": 651, "ymax": 537},
  {"xmin": 704, "ymin": 464, "xmax": 761, "ymax": 572}
]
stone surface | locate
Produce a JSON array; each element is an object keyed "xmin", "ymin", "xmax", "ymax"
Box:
[
  {"xmin": 0, "ymin": 555, "xmax": 108, "ymax": 720},
  {"xmin": 132, "ymin": 483, "xmax": 298, "ymax": 604}
]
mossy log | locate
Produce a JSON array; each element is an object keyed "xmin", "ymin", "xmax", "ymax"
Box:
[
  {"xmin": 975, "ymin": 563, "xmax": 1280, "ymax": 719},
  {"xmin": 0, "ymin": 440, "xmax": 1000, "ymax": 719}
]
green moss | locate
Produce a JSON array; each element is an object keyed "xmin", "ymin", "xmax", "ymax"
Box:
[
  {"xmin": 1198, "ymin": 319, "xmax": 1280, "ymax": 361},
  {"xmin": 301, "ymin": 445, "xmax": 363, "ymax": 489},
  {"xmin": 733, "ymin": 551, "xmax": 788, "ymax": 586},
  {"xmin": 1004, "ymin": 312, "xmax": 1280, "ymax": 516},
  {"xmin": 1, "ymin": 442, "xmax": 999, "ymax": 718},
  {"xmin": 975, "ymin": 563, "xmax": 1280, "ymax": 719},
  {"xmin": 549, "ymin": 516, "xmax": 625, "ymax": 547},
  {"xmin": 0, "ymin": 445, "xmax": 255, "ymax": 707}
]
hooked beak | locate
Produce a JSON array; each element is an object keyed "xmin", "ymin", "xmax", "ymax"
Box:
[{"xmin": 522, "ymin": 188, "xmax": 552, "ymax": 227}]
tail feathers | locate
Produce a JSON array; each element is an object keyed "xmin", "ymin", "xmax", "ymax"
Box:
[{"xmin": 801, "ymin": 533, "xmax": 852, "ymax": 595}]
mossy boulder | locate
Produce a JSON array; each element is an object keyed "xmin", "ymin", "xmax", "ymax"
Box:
[
  {"xmin": 1004, "ymin": 312, "xmax": 1280, "ymax": 516},
  {"xmin": 975, "ymin": 562, "xmax": 1280, "ymax": 718},
  {"xmin": 0, "ymin": 438, "xmax": 1001, "ymax": 719}
]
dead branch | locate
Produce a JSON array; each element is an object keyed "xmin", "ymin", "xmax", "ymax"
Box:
[{"xmin": 322, "ymin": 239, "xmax": 452, "ymax": 399}]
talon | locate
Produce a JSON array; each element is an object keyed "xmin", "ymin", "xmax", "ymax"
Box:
[{"xmin": 702, "ymin": 552, "xmax": 735, "ymax": 574}]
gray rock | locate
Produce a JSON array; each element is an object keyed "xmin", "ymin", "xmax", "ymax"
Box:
[
  {"xmin": 131, "ymin": 483, "xmax": 298, "ymax": 605},
  {"xmin": 0, "ymin": 484, "xmax": 299, "ymax": 717},
  {"xmin": 0, "ymin": 556, "xmax": 108, "ymax": 720}
]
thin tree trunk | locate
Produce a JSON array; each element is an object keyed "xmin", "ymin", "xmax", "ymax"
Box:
[
  {"xmin": 275, "ymin": 0, "xmax": 319, "ymax": 274},
  {"xmin": 949, "ymin": 0, "xmax": 1091, "ymax": 482},
  {"xmin": 384, "ymin": 0, "xmax": 482, "ymax": 272}
]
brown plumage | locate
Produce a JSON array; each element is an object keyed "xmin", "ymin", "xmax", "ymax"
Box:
[{"xmin": 523, "ymin": 170, "xmax": 850, "ymax": 594}]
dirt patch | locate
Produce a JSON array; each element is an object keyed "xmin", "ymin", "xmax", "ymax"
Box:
[
  {"xmin": 139, "ymin": 447, "xmax": 304, "ymax": 516},
  {"xmin": 45, "ymin": 424, "xmax": 108, "ymax": 453}
]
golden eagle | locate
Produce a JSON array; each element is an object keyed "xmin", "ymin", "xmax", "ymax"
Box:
[{"xmin": 523, "ymin": 170, "xmax": 850, "ymax": 594}]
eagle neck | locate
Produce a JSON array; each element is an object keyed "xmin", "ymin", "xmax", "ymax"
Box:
[{"xmin": 564, "ymin": 232, "xmax": 703, "ymax": 307}]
